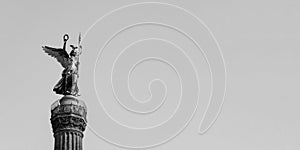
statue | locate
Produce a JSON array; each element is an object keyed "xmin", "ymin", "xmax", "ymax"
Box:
[{"xmin": 42, "ymin": 33, "xmax": 82, "ymax": 96}]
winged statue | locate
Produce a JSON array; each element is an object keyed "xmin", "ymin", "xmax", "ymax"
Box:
[{"xmin": 42, "ymin": 34, "xmax": 82, "ymax": 96}]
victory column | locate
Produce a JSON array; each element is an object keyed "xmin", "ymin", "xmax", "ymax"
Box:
[{"xmin": 43, "ymin": 34, "xmax": 87, "ymax": 150}]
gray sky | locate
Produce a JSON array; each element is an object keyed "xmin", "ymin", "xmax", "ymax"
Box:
[{"xmin": 0, "ymin": 0, "xmax": 300, "ymax": 149}]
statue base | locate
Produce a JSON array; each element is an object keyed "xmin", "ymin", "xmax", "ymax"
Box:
[{"xmin": 50, "ymin": 95, "xmax": 87, "ymax": 150}]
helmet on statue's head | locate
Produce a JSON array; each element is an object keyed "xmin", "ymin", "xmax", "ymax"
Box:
[{"xmin": 70, "ymin": 45, "xmax": 78, "ymax": 57}]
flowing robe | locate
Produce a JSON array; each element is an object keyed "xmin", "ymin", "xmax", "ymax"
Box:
[{"xmin": 53, "ymin": 56, "xmax": 80, "ymax": 96}]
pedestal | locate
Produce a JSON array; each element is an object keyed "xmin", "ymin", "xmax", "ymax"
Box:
[{"xmin": 50, "ymin": 95, "xmax": 87, "ymax": 150}]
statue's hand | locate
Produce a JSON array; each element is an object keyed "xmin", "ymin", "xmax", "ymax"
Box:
[{"xmin": 78, "ymin": 45, "xmax": 83, "ymax": 55}]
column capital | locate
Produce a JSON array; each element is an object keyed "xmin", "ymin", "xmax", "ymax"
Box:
[{"xmin": 50, "ymin": 96, "xmax": 87, "ymax": 150}]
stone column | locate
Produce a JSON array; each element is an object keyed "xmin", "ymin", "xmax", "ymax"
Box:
[{"xmin": 50, "ymin": 95, "xmax": 87, "ymax": 150}]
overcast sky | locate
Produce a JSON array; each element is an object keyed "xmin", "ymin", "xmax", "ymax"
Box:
[{"xmin": 0, "ymin": 0, "xmax": 300, "ymax": 150}]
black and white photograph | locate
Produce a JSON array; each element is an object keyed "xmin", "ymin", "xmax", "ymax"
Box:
[{"xmin": 0, "ymin": 0, "xmax": 299, "ymax": 149}]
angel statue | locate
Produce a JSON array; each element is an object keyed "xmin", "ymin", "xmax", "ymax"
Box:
[{"xmin": 42, "ymin": 33, "xmax": 82, "ymax": 96}]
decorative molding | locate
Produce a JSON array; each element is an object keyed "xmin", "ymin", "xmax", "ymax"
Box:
[
  {"xmin": 50, "ymin": 96, "xmax": 87, "ymax": 150},
  {"xmin": 51, "ymin": 103, "xmax": 87, "ymax": 121},
  {"xmin": 51, "ymin": 115, "xmax": 87, "ymax": 134},
  {"xmin": 50, "ymin": 96, "xmax": 87, "ymax": 134}
]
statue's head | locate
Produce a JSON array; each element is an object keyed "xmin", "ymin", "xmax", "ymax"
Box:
[{"xmin": 70, "ymin": 45, "xmax": 78, "ymax": 57}]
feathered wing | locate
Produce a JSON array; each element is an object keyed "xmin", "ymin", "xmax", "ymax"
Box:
[{"xmin": 42, "ymin": 46, "xmax": 70, "ymax": 68}]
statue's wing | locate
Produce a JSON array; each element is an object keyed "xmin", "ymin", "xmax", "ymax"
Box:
[{"xmin": 42, "ymin": 46, "xmax": 70, "ymax": 68}]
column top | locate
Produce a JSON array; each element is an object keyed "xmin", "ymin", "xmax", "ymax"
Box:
[
  {"xmin": 51, "ymin": 95, "xmax": 87, "ymax": 110},
  {"xmin": 50, "ymin": 95, "xmax": 87, "ymax": 134},
  {"xmin": 51, "ymin": 95, "xmax": 87, "ymax": 121}
]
